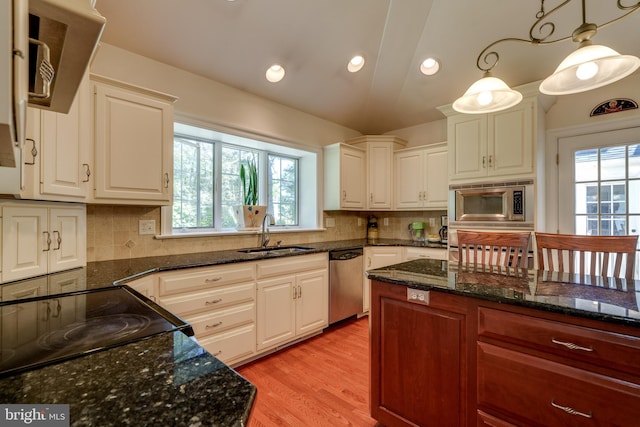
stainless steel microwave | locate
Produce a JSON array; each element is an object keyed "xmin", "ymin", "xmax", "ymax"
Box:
[{"xmin": 451, "ymin": 184, "xmax": 532, "ymax": 222}]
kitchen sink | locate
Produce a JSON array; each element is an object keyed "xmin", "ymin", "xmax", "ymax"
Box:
[{"xmin": 237, "ymin": 245, "xmax": 313, "ymax": 255}]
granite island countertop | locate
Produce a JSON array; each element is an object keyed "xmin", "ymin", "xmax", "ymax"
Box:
[
  {"xmin": 366, "ymin": 258, "xmax": 640, "ymax": 328},
  {"xmin": 0, "ymin": 331, "xmax": 256, "ymax": 427}
]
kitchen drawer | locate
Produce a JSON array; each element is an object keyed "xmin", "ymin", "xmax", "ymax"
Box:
[
  {"xmin": 478, "ymin": 306, "xmax": 640, "ymax": 376},
  {"xmin": 184, "ymin": 301, "xmax": 255, "ymax": 337},
  {"xmin": 158, "ymin": 282, "xmax": 255, "ymax": 316},
  {"xmin": 197, "ymin": 323, "xmax": 256, "ymax": 365},
  {"xmin": 158, "ymin": 263, "xmax": 256, "ymax": 296},
  {"xmin": 477, "ymin": 411, "xmax": 517, "ymax": 427},
  {"xmin": 256, "ymin": 253, "xmax": 327, "ymax": 279},
  {"xmin": 477, "ymin": 342, "xmax": 640, "ymax": 427},
  {"xmin": 403, "ymin": 247, "xmax": 447, "ymax": 261}
]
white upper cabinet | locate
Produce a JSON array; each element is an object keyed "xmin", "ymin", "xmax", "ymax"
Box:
[
  {"xmin": 440, "ymin": 84, "xmax": 554, "ymax": 184},
  {"xmin": 447, "ymin": 99, "xmax": 533, "ymax": 181},
  {"xmin": 20, "ymin": 74, "xmax": 92, "ymax": 201},
  {"xmin": 349, "ymin": 135, "xmax": 407, "ymax": 210},
  {"xmin": 1, "ymin": 202, "xmax": 86, "ymax": 283},
  {"xmin": 394, "ymin": 143, "xmax": 448, "ymax": 210},
  {"xmin": 324, "ymin": 143, "xmax": 366, "ymax": 210},
  {"xmin": 91, "ymin": 74, "xmax": 177, "ymax": 205}
]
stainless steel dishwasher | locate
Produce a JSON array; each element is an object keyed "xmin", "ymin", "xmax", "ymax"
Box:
[{"xmin": 329, "ymin": 248, "xmax": 364, "ymax": 324}]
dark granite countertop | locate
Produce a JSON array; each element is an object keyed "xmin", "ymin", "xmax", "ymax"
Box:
[
  {"xmin": 0, "ymin": 331, "xmax": 256, "ymax": 427},
  {"xmin": 366, "ymin": 259, "xmax": 640, "ymax": 328},
  {"xmin": 0, "ymin": 238, "xmax": 447, "ymax": 300},
  {"xmin": 0, "ymin": 238, "xmax": 445, "ymax": 426}
]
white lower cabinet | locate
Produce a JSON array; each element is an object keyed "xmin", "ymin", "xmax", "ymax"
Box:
[
  {"xmin": 362, "ymin": 247, "xmax": 403, "ymax": 313},
  {"xmin": 0, "ymin": 202, "xmax": 86, "ymax": 283},
  {"xmin": 256, "ymin": 253, "xmax": 328, "ymax": 352},
  {"xmin": 130, "ymin": 253, "xmax": 329, "ymax": 365},
  {"xmin": 154, "ymin": 263, "xmax": 257, "ymax": 366},
  {"xmin": 403, "ymin": 246, "xmax": 447, "ymax": 261}
]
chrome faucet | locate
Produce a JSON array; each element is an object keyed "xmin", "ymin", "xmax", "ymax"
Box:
[{"xmin": 260, "ymin": 214, "xmax": 275, "ymax": 248}]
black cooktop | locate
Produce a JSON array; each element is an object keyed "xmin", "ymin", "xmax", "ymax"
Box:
[{"xmin": 0, "ymin": 286, "xmax": 193, "ymax": 378}]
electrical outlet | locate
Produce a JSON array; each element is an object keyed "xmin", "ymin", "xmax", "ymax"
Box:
[
  {"xmin": 357, "ymin": 218, "xmax": 362, "ymax": 226},
  {"xmin": 429, "ymin": 218, "xmax": 436, "ymax": 227},
  {"xmin": 383, "ymin": 218, "xmax": 389, "ymax": 226},
  {"xmin": 325, "ymin": 218, "xmax": 336, "ymax": 228},
  {"xmin": 139, "ymin": 220, "xmax": 156, "ymax": 235}
]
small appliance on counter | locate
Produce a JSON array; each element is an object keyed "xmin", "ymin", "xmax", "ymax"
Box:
[
  {"xmin": 367, "ymin": 215, "xmax": 379, "ymax": 240},
  {"xmin": 408, "ymin": 221, "xmax": 426, "ymax": 242},
  {"xmin": 439, "ymin": 215, "xmax": 448, "ymax": 244}
]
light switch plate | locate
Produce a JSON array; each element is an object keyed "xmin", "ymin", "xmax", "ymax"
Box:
[
  {"xmin": 139, "ymin": 220, "xmax": 156, "ymax": 235},
  {"xmin": 325, "ymin": 218, "xmax": 336, "ymax": 228}
]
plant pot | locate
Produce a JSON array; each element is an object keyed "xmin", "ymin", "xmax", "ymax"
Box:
[{"xmin": 234, "ymin": 205, "xmax": 267, "ymax": 230}]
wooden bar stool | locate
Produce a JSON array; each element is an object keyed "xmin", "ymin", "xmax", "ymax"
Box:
[
  {"xmin": 457, "ymin": 230, "xmax": 531, "ymax": 269},
  {"xmin": 535, "ymin": 233, "xmax": 638, "ymax": 279}
]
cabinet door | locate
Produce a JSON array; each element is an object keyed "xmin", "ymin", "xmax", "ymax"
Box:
[
  {"xmin": 295, "ymin": 269, "xmax": 328, "ymax": 336},
  {"xmin": 340, "ymin": 146, "xmax": 366, "ymax": 209},
  {"xmin": 363, "ymin": 247, "xmax": 403, "ymax": 312},
  {"xmin": 488, "ymin": 100, "xmax": 533, "ymax": 177},
  {"xmin": 48, "ymin": 208, "xmax": 86, "ymax": 273},
  {"xmin": 423, "ymin": 147, "xmax": 448, "ymax": 208},
  {"xmin": 93, "ymin": 81, "xmax": 173, "ymax": 203},
  {"xmin": 394, "ymin": 150, "xmax": 423, "ymax": 209},
  {"xmin": 39, "ymin": 74, "xmax": 91, "ymax": 199},
  {"xmin": 370, "ymin": 281, "xmax": 467, "ymax": 427},
  {"xmin": 367, "ymin": 141, "xmax": 393, "ymax": 210},
  {"xmin": 1, "ymin": 207, "xmax": 48, "ymax": 282},
  {"xmin": 448, "ymin": 114, "xmax": 487, "ymax": 180},
  {"xmin": 127, "ymin": 275, "xmax": 158, "ymax": 302},
  {"xmin": 1, "ymin": 279, "xmax": 48, "ymax": 348},
  {"xmin": 256, "ymin": 276, "xmax": 296, "ymax": 351}
]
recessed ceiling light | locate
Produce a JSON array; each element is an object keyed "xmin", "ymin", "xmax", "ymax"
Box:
[
  {"xmin": 347, "ymin": 55, "xmax": 365, "ymax": 73},
  {"xmin": 266, "ymin": 64, "xmax": 285, "ymax": 83},
  {"xmin": 420, "ymin": 57, "xmax": 440, "ymax": 76}
]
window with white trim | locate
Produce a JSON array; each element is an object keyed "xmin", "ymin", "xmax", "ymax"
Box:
[{"xmin": 168, "ymin": 122, "xmax": 319, "ymax": 234}]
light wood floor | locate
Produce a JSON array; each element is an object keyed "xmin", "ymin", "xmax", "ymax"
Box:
[{"xmin": 237, "ymin": 316, "xmax": 379, "ymax": 427}]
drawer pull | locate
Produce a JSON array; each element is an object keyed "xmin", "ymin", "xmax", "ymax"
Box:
[
  {"xmin": 205, "ymin": 277, "xmax": 222, "ymax": 283},
  {"xmin": 205, "ymin": 298, "xmax": 223, "ymax": 305},
  {"xmin": 205, "ymin": 321, "xmax": 223, "ymax": 329},
  {"xmin": 551, "ymin": 338, "xmax": 593, "ymax": 352},
  {"xmin": 213, "ymin": 350, "xmax": 222, "ymax": 356},
  {"xmin": 551, "ymin": 400, "xmax": 592, "ymax": 418}
]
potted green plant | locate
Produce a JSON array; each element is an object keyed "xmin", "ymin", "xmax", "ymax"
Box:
[{"xmin": 234, "ymin": 160, "xmax": 267, "ymax": 230}]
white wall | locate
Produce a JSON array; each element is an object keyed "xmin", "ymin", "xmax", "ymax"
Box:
[
  {"xmin": 385, "ymin": 120, "xmax": 447, "ymax": 147},
  {"xmin": 90, "ymin": 43, "xmax": 361, "ymax": 148}
]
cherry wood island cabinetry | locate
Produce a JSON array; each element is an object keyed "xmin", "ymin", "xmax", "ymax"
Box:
[
  {"xmin": 370, "ymin": 281, "xmax": 474, "ymax": 427},
  {"xmin": 369, "ymin": 260, "xmax": 640, "ymax": 427}
]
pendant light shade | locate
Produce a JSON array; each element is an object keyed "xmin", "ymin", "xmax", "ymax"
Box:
[
  {"xmin": 539, "ymin": 42, "xmax": 640, "ymax": 95},
  {"xmin": 452, "ymin": 73, "xmax": 523, "ymax": 114}
]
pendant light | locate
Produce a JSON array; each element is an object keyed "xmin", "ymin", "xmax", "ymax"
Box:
[
  {"xmin": 453, "ymin": 0, "xmax": 640, "ymax": 114},
  {"xmin": 453, "ymin": 72, "xmax": 523, "ymax": 114},
  {"xmin": 539, "ymin": 21, "xmax": 640, "ymax": 95}
]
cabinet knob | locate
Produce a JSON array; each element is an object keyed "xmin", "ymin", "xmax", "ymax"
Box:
[
  {"xmin": 551, "ymin": 338, "xmax": 593, "ymax": 352},
  {"xmin": 24, "ymin": 138, "xmax": 38, "ymax": 166},
  {"xmin": 42, "ymin": 231, "xmax": 51, "ymax": 252},
  {"xmin": 551, "ymin": 400, "xmax": 592, "ymax": 419},
  {"xmin": 52, "ymin": 231, "xmax": 62, "ymax": 250},
  {"xmin": 83, "ymin": 164, "xmax": 91, "ymax": 182},
  {"xmin": 342, "ymin": 190, "xmax": 347, "ymax": 201},
  {"xmin": 164, "ymin": 172, "xmax": 170, "ymax": 189}
]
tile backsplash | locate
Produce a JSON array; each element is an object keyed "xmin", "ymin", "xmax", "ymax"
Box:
[{"xmin": 87, "ymin": 205, "xmax": 446, "ymax": 262}]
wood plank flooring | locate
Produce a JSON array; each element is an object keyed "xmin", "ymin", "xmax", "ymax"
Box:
[{"xmin": 237, "ymin": 316, "xmax": 380, "ymax": 427}]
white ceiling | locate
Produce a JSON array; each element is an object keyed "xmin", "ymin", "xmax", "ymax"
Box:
[{"xmin": 94, "ymin": 0, "xmax": 640, "ymax": 134}]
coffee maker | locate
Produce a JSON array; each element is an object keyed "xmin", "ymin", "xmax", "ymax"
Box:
[
  {"xmin": 367, "ymin": 215, "xmax": 379, "ymax": 240},
  {"xmin": 439, "ymin": 215, "xmax": 448, "ymax": 243}
]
